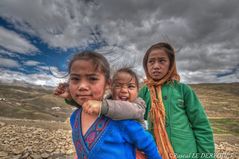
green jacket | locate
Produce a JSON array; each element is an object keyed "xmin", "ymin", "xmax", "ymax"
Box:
[{"xmin": 138, "ymin": 81, "xmax": 215, "ymax": 159}]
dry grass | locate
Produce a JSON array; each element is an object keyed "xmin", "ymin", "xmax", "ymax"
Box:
[
  {"xmin": 191, "ymin": 83, "xmax": 239, "ymax": 145},
  {"xmin": 191, "ymin": 83, "xmax": 239, "ymax": 118},
  {"xmin": 0, "ymin": 84, "xmax": 74, "ymax": 122},
  {"xmin": 1, "ymin": 83, "xmax": 239, "ymax": 144}
]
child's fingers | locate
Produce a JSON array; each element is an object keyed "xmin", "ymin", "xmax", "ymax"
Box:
[
  {"xmin": 58, "ymin": 82, "xmax": 68, "ymax": 90},
  {"xmin": 87, "ymin": 108, "xmax": 94, "ymax": 115},
  {"xmin": 82, "ymin": 106, "xmax": 94, "ymax": 115},
  {"xmin": 54, "ymin": 82, "xmax": 69, "ymax": 96},
  {"xmin": 53, "ymin": 89, "xmax": 60, "ymax": 95},
  {"xmin": 54, "ymin": 83, "xmax": 65, "ymax": 94},
  {"xmin": 82, "ymin": 102, "xmax": 91, "ymax": 112},
  {"xmin": 89, "ymin": 104, "xmax": 97, "ymax": 113},
  {"xmin": 54, "ymin": 89, "xmax": 64, "ymax": 95},
  {"xmin": 82, "ymin": 101, "xmax": 100, "ymax": 115},
  {"xmin": 60, "ymin": 82, "xmax": 69, "ymax": 88}
]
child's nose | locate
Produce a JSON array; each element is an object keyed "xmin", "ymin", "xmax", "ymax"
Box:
[
  {"xmin": 77, "ymin": 81, "xmax": 89, "ymax": 90},
  {"xmin": 153, "ymin": 62, "xmax": 161, "ymax": 69},
  {"xmin": 120, "ymin": 86, "xmax": 128, "ymax": 92}
]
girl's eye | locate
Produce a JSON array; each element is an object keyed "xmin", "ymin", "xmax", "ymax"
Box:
[
  {"xmin": 128, "ymin": 84, "xmax": 136, "ymax": 89},
  {"xmin": 148, "ymin": 60, "xmax": 155, "ymax": 64},
  {"xmin": 114, "ymin": 84, "xmax": 121, "ymax": 89},
  {"xmin": 70, "ymin": 77, "xmax": 79, "ymax": 81},
  {"xmin": 89, "ymin": 77, "xmax": 99, "ymax": 81}
]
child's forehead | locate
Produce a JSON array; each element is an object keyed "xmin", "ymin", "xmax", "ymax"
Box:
[
  {"xmin": 149, "ymin": 48, "xmax": 168, "ymax": 57},
  {"xmin": 72, "ymin": 59, "xmax": 100, "ymax": 70},
  {"xmin": 114, "ymin": 72, "xmax": 135, "ymax": 82}
]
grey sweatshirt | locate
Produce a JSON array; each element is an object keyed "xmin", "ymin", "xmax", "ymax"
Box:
[
  {"xmin": 65, "ymin": 97, "xmax": 147, "ymax": 129},
  {"xmin": 101, "ymin": 97, "xmax": 146, "ymax": 129}
]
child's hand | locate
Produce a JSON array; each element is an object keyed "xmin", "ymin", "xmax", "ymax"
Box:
[
  {"xmin": 54, "ymin": 83, "xmax": 71, "ymax": 99},
  {"xmin": 82, "ymin": 100, "xmax": 102, "ymax": 115}
]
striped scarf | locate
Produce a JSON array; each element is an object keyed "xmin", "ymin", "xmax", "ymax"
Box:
[{"xmin": 144, "ymin": 59, "xmax": 180, "ymax": 159}]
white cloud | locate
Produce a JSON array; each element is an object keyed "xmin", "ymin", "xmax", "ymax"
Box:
[
  {"xmin": 177, "ymin": 43, "xmax": 239, "ymax": 74},
  {"xmin": 0, "ymin": 27, "xmax": 38, "ymax": 54},
  {"xmin": 0, "ymin": 57, "xmax": 20, "ymax": 68},
  {"xmin": 217, "ymin": 73, "xmax": 239, "ymax": 83},
  {"xmin": 0, "ymin": 49, "xmax": 13, "ymax": 55},
  {"xmin": 179, "ymin": 68, "xmax": 239, "ymax": 84},
  {"xmin": 41, "ymin": 66, "xmax": 68, "ymax": 78},
  {"xmin": 0, "ymin": 0, "xmax": 92, "ymax": 49},
  {"xmin": 0, "ymin": 49, "xmax": 23, "ymax": 59},
  {"xmin": 0, "ymin": 0, "xmax": 238, "ymax": 84},
  {"xmin": 0, "ymin": 69, "xmax": 67, "ymax": 87},
  {"xmin": 24, "ymin": 60, "xmax": 40, "ymax": 66}
]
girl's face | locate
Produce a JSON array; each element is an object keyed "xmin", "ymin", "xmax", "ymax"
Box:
[
  {"xmin": 147, "ymin": 49, "xmax": 170, "ymax": 81},
  {"xmin": 69, "ymin": 59, "xmax": 109, "ymax": 105},
  {"xmin": 111, "ymin": 72, "xmax": 138, "ymax": 102}
]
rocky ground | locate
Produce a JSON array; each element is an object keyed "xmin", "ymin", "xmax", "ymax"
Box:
[
  {"xmin": 0, "ymin": 83, "xmax": 238, "ymax": 159},
  {"xmin": 0, "ymin": 118, "xmax": 75, "ymax": 159},
  {"xmin": 214, "ymin": 135, "xmax": 239, "ymax": 159},
  {"xmin": 0, "ymin": 118, "xmax": 238, "ymax": 159}
]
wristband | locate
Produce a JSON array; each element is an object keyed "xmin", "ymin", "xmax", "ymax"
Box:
[{"xmin": 101, "ymin": 99, "xmax": 109, "ymax": 115}]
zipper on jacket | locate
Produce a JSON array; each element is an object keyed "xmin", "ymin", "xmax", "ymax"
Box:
[{"xmin": 167, "ymin": 84, "xmax": 173, "ymax": 145}]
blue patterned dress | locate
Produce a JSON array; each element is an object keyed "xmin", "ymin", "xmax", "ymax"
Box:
[{"xmin": 70, "ymin": 108, "xmax": 161, "ymax": 159}]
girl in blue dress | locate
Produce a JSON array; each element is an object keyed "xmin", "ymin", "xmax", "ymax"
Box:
[{"xmin": 61, "ymin": 51, "xmax": 161, "ymax": 159}]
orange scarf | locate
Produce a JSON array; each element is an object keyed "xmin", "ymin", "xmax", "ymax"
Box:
[{"xmin": 144, "ymin": 60, "xmax": 180, "ymax": 159}]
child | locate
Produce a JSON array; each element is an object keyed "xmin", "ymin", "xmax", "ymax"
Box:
[
  {"xmin": 57, "ymin": 51, "xmax": 161, "ymax": 159},
  {"xmin": 139, "ymin": 42, "xmax": 215, "ymax": 159},
  {"xmin": 83, "ymin": 67, "xmax": 147, "ymax": 159},
  {"xmin": 81, "ymin": 67, "xmax": 146, "ymax": 128},
  {"xmin": 54, "ymin": 68, "xmax": 146, "ymax": 128}
]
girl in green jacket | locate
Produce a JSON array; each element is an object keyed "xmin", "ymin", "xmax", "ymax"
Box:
[{"xmin": 139, "ymin": 42, "xmax": 215, "ymax": 159}]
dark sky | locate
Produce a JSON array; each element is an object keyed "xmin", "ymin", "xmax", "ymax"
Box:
[{"xmin": 0, "ymin": 0, "xmax": 238, "ymax": 86}]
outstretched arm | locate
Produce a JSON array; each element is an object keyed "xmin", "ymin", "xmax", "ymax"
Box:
[
  {"xmin": 82, "ymin": 98, "xmax": 146, "ymax": 121},
  {"xmin": 104, "ymin": 97, "xmax": 146, "ymax": 120}
]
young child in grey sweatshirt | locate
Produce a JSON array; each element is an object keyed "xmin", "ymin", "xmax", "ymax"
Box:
[{"xmin": 54, "ymin": 67, "xmax": 147, "ymax": 129}]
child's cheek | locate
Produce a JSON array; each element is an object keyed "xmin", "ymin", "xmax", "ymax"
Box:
[{"xmin": 93, "ymin": 87, "xmax": 105, "ymax": 100}]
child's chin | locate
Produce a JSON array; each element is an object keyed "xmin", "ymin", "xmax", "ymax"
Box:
[
  {"xmin": 73, "ymin": 100, "xmax": 84, "ymax": 106},
  {"xmin": 79, "ymin": 99, "xmax": 90, "ymax": 105},
  {"xmin": 74, "ymin": 98, "xmax": 88, "ymax": 105}
]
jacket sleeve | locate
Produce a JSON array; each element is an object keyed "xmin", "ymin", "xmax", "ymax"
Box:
[
  {"xmin": 121, "ymin": 120, "xmax": 162, "ymax": 159},
  {"xmin": 138, "ymin": 85, "xmax": 151, "ymax": 120},
  {"xmin": 183, "ymin": 84, "xmax": 215, "ymax": 159},
  {"xmin": 103, "ymin": 97, "xmax": 146, "ymax": 121}
]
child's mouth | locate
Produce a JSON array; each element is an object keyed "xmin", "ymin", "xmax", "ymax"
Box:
[
  {"xmin": 119, "ymin": 96, "xmax": 128, "ymax": 101},
  {"xmin": 152, "ymin": 71, "xmax": 161, "ymax": 76},
  {"xmin": 76, "ymin": 95, "xmax": 91, "ymax": 100}
]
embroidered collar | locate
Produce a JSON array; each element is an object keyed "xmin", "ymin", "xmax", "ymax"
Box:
[{"xmin": 72, "ymin": 109, "xmax": 110, "ymax": 158}]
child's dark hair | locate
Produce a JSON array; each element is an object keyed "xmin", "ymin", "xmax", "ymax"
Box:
[
  {"xmin": 143, "ymin": 42, "xmax": 175, "ymax": 73},
  {"xmin": 112, "ymin": 67, "xmax": 139, "ymax": 89},
  {"xmin": 68, "ymin": 51, "xmax": 110, "ymax": 80}
]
